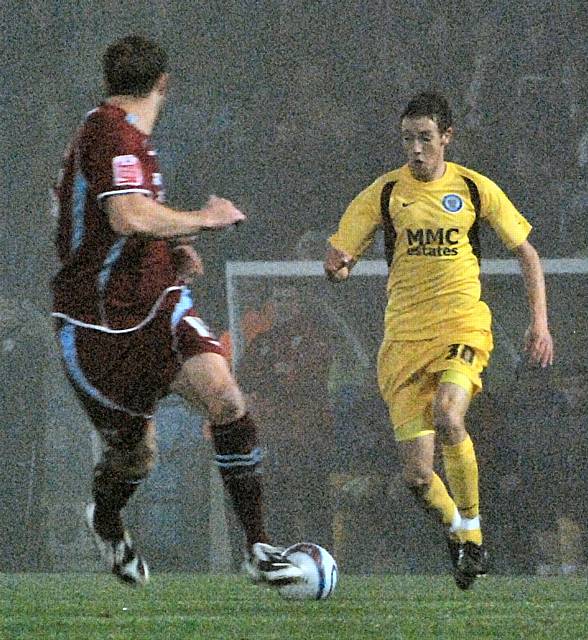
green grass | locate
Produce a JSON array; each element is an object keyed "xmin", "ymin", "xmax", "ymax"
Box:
[{"xmin": 0, "ymin": 573, "xmax": 586, "ymax": 640}]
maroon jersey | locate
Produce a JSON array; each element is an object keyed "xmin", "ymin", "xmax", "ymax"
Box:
[{"xmin": 52, "ymin": 103, "xmax": 179, "ymax": 330}]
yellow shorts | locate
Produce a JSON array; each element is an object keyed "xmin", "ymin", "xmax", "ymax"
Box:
[{"xmin": 377, "ymin": 331, "xmax": 493, "ymax": 442}]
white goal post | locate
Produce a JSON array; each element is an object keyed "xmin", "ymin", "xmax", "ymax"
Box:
[{"xmin": 226, "ymin": 258, "xmax": 588, "ymax": 370}]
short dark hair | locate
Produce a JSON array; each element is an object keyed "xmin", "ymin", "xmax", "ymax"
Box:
[
  {"xmin": 401, "ymin": 92, "xmax": 452, "ymax": 132},
  {"xmin": 103, "ymin": 35, "xmax": 168, "ymax": 97}
]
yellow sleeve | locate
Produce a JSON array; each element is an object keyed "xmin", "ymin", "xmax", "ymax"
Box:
[
  {"xmin": 329, "ymin": 178, "xmax": 383, "ymax": 259},
  {"xmin": 479, "ymin": 176, "xmax": 532, "ymax": 250}
]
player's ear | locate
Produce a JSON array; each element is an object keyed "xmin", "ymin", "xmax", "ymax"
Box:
[
  {"xmin": 441, "ymin": 126, "xmax": 453, "ymax": 146},
  {"xmin": 156, "ymin": 73, "xmax": 169, "ymax": 96}
]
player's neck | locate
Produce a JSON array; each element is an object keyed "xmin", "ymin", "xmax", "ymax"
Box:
[
  {"xmin": 428, "ymin": 161, "xmax": 447, "ymax": 182},
  {"xmin": 106, "ymin": 95, "xmax": 161, "ymax": 135},
  {"xmin": 410, "ymin": 161, "xmax": 447, "ymax": 183}
]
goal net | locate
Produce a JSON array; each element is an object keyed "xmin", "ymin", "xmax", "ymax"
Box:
[{"xmin": 221, "ymin": 258, "xmax": 588, "ymax": 574}]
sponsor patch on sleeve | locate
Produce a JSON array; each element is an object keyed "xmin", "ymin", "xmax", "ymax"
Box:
[{"xmin": 112, "ymin": 154, "xmax": 143, "ymax": 187}]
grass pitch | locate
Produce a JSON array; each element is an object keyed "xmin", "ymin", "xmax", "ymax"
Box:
[{"xmin": 0, "ymin": 572, "xmax": 586, "ymax": 640}]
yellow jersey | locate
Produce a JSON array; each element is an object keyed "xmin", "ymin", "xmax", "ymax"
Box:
[{"xmin": 329, "ymin": 162, "xmax": 531, "ymax": 340}]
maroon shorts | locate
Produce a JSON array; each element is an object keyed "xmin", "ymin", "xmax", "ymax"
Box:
[{"xmin": 56, "ymin": 289, "xmax": 225, "ymax": 442}]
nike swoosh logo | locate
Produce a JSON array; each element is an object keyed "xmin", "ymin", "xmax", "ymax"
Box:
[{"xmin": 401, "ymin": 201, "xmax": 416, "ymax": 207}]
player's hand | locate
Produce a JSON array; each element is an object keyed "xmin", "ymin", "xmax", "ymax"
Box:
[
  {"xmin": 172, "ymin": 244, "xmax": 204, "ymax": 282},
  {"xmin": 200, "ymin": 195, "xmax": 246, "ymax": 229},
  {"xmin": 523, "ymin": 322, "xmax": 554, "ymax": 368},
  {"xmin": 324, "ymin": 244, "xmax": 352, "ymax": 282}
]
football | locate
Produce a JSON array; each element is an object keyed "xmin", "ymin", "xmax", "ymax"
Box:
[{"xmin": 278, "ymin": 543, "xmax": 338, "ymax": 600}]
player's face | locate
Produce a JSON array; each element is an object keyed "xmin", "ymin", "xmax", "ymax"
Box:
[{"xmin": 401, "ymin": 116, "xmax": 452, "ymax": 181}]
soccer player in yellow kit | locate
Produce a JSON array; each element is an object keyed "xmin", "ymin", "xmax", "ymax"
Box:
[{"xmin": 324, "ymin": 92, "xmax": 554, "ymax": 589}]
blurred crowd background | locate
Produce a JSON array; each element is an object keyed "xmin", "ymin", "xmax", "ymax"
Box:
[{"xmin": 1, "ymin": 0, "xmax": 586, "ymax": 576}]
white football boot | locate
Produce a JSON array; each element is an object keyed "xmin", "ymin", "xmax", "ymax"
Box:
[
  {"xmin": 85, "ymin": 503, "xmax": 149, "ymax": 587},
  {"xmin": 244, "ymin": 542, "xmax": 304, "ymax": 586}
]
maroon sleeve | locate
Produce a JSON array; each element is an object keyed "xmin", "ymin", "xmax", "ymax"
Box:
[{"xmin": 79, "ymin": 112, "xmax": 153, "ymax": 202}]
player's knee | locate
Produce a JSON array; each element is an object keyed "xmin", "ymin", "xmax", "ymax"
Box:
[
  {"xmin": 102, "ymin": 439, "xmax": 158, "ymax": 482},
  {"xmin": 206, "ymin": 380, "xmax": 246, "ymax": 425},
  {"xmin": 433, "ymin": 403, "xmax": 466, "ymax": 442},
  {"xmin": 132, "ymin": 439, "xmax": 158, "ymax": 478}
]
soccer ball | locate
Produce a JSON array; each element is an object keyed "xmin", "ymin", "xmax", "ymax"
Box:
[{"xmin": 278, "ymin": 543, "xmax": 338, "ymax": 600}]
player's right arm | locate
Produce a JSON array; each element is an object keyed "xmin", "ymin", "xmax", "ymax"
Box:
[
  {"xmin": 80, "ymin": 111, "xmax": 244, "ymax": 240},
  {"xmin": 324, "ymin": 177, "xmax": 384, "ymax": 282},
  {"xmin": 324, "ymin": 244, "xmax": 354, "ymax": 282},
  {"xmin": 105, "ymin": 193, "xmax": 245, "ymax": 239}
]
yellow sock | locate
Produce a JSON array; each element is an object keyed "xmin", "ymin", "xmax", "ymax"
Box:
[
  {"xmin": 442, "ymin": 435, "xmax": 482, "ymax": 544},
  {"xmin": 422, "ymin": 472, "xmax": 460, "ymax": 529},
  {"xmin": 460, "ymin": 517, "xmax": 483, "ymax": 545}
]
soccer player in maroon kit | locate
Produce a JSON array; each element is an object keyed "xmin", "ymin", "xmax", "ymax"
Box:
[{"xmin": 51, "ymin": 35, "xmax": 302, "ymax": 587}]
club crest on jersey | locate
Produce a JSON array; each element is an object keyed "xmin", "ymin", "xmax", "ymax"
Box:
[
  {"xmin": 442, "ymin": 194, "xmax": 463, "ymax": 213},
  {"xmin": 112, "ymin": 155, "xmax": 143, "ymax": 187}
]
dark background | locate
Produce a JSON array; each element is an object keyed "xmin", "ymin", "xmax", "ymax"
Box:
[{"xmin": 0, "ymin": 0, "xmax": 586, "ymax": 575}]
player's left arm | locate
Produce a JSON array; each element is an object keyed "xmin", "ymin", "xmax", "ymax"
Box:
[
  {"xmin": 477, "ymin": 174, "xmax": 554, "ymax": 367},
  {"xmin": 513, "ymin": 240, "xmax": 554, "ymax": 367},
  {"xmin": 171, "ymin": 244, "xmax": 204, "ymax": 283}
]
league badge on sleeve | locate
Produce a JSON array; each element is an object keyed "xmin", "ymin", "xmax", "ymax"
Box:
[{"xmin": 112, "ymin": 154, "xmax": 143, "ymax": 186}]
